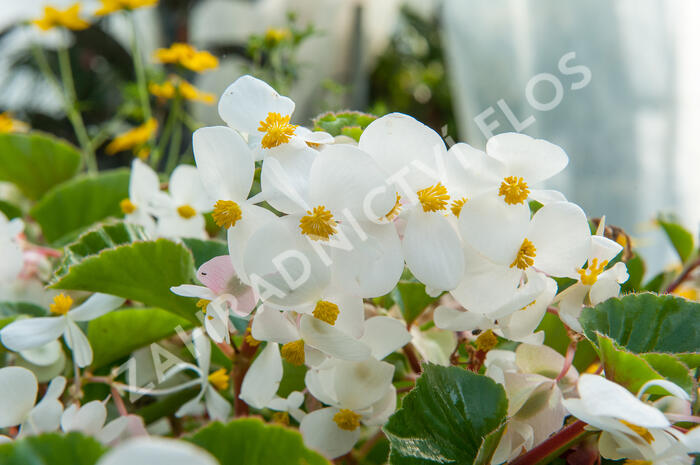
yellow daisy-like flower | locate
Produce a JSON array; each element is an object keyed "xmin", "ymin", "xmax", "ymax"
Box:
[
  {"xmin": 33, "ymin": 4, "xmax": 91, "ymax": 32},
  {"xmin": 95, "ymin": 0, "xmax": 158, "ymax": 16},
  {"xmin": 149, "ymin": 79, "xmax": 214, "ymax": 104},
  {"xmin": 105, "ymin": 119, "xmax": 158, "ymax": 156},
  {"xmin": 0, "ymin": 112, "xmax": 29, "ymax": 133},
  {"xmin": 153, "ymin": 43, "xmax": 218, "ymax": 73},
  {"xmin": 264, "ymin": 27, "xmax": 290, "ymax": 46}
]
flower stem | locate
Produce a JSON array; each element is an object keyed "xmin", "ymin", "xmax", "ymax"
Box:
[
  {"xmin": 664, "ymin": 255, "xmax": 700, "ymax": 294},
  {"xmin": 232, "ymin": 323, "xmax": 259, "ymax": 417},
  {"xmin": 508, "ymin": 420, "xmax": 590, "ymax": 465},
  {"xmin": 128, "ymin": 13, "xmax": 152, "ymax": 126},
  {"xmin": 403, "ymin": 343, "xmax": 422, "ymax": 374},
  {"xmin": 151, "ymin": 95, "xmax": 180, "ymax": 169},
  {"xmin": 164, "ymin": 98, "xmax": 183, "ymax": 174}
]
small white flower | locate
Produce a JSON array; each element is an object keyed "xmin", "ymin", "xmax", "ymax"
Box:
[
  {"xmin": 96, "ymin": 437, "xmax": 219, "ymax": 465},
  {"xmin": 61, "ymin": 400, "xmax": 142, "ymax": 445},
  {"xmin": 121, "ymin": 159, "xmax": 165, "ymax": 235},
  {"xmin": 156, "ymin": 165, "xmax": 212, "ymax": 240},
  {"xmin": 0, "ymin": 367, "xmax": 65, "ymax": 436},
  {"xmin": 0, "ymin": 293, "xmax": 125, "ymax": 367}
]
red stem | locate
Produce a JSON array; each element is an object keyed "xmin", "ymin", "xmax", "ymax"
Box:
[
  {"xmin": 665, "ymin": 256, "xmax": 700, "ymax": 294},
  {"xmin": 403, "ymin": 343, "xmax": 422, "ymax": 374},
  {"xmin": 556, "ymin": 341, "xmax": 577, "ymax": 382},
  {"xmin": 232, "ymin": 331, "xmax": 259, "ymax": 417},
  {"xmin": 508, "ymin": 420, "xmax": 589, "ymax": 465}
]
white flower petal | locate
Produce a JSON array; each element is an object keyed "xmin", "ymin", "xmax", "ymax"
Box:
[
  {"xmin": 192, "ymin": 328, "xmax": 211, "ymax": 375},
  {"xmin": 403, "ymin": 210, "xmax": 464, "ymax": 291},
  {"xmin": 485, "ymin": 132, "xmax": 568, "ymax": 183},
  {"xmin": 227, "ymin": 203, "xmax": 277, "ymax": 283},
  {"xmin": 260, "ymin": 145, "xmax": 316, "ymax": 213},
  {"xmin": 157, "ymin": 213, "xmax": 207, "ymax": 240},
  {"xmin": 240, "ymin": 342, "xmax": 282, "ymax": 409},
  {"xmin": 528, "ymin": 189, "xmax": 567, "ymax": 204},
  {"xmin": 170, "ymin": 284, "xmax": 216, "ymax": 300},
  {"xmin": 445, "ymin": 143, "xmax": 503, "ymax": 198},
  {"xmin": 218, "ymin": 75, "xmax": 295, "ymax": 136},
  {"xmin": 251, "ymin": 306, "xmax": 298, "ymax": 343},
  {"xmin": 500, "ymin": 277, "xmax": 557, "ymax": 341},
  {"xmin": 333, "ymin": 358, "xmax": 394, "ymax": 410},
  {"xmin": 433, "ymin": 306, "xmax": 492, "ymax": 331},
  {"xmin": 300, "ymin": 407, "xmax": 361, "ymax": 459},
  {"xmin": 130, "ymin": 159, "xmax": 161, "ymax": 209},
  {"xmin": 589, "ymin": 278, "xmax": 620, "ymax": 305},
  {"xmin": 359, "ymin": 316, "xmax": 411, "ymax": 360},
  {"xmin": 97, "ymin": 437, "xmax": 219, "ymax": 465},
  {"xmin": 193, "ymin": 126, "xmax": 254, "ymax": 201},
  {"xmin": 205, "ymin": 385, "xmax": 231, "ymax": 421},
  {"xmin": 1, "ymin": 316, "xmax": 67, "ymax": 352},
  {"xmin": 64, "ymin": 319, "xmax": 93, "ymax": 368},
  {"xmin": 637, "ymin": 379, "xmax": 690, "ymax": 401},
  {"xmin": 19, "ymin": 340, "xmax": 63, "ymax": 366},
  {"xmin": 69, "ymin": 294, "xmax": 125, "ymax": 322},
  {"xmin": 528, "ymin": 201, "xmax": 591, "ymax": 277},
  {"xmin": 0, "ymin": 366, "xmax": 37, "ymax": 428},
  {"xmin": 169, "ymin": 165, "xmax": 211, "ymax": 212},
  {"xmin": 299, "ymin": 315, "xmax": 371, "ymax": 361},
  {"xmin": 61, "ymin": 400, "xmax": 107, "ymax": 434}
]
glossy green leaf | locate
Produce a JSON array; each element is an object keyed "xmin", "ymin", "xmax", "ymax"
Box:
[
  {"xmin": 657, "ymin": 217, "xmax": 695, "ymax": 263},
  {"xmin": 88, "ymin": 307, "xmax": 193, "ymax": 368},
  {"xmin": 580, "ymin": 293, "xmax": 700, "ymax": 357},
  {"xmin": 0, "ymin": 200, "xmax": 22, "ymax": 220},
  {"xmin": 182, "ymin": 238, "xmax": 228, "ymax": 268},
  {"xmin": 0, "ymin": 432, "xmax": 105, "ymax": 465},
  {"xmin": 186, "ymin": 418, "xmax": 330, "ymax": 465},
  {"xmin": 0, "ymin": 132, "xmax": 81, "ymax": 201},
  {"xmin": 0, "ymin": 301, "xmax": 47, "ymax": 318},
  {"xmin": 384, "ymin": 364, "xmax": 507, "ymax": 465},
  {"xmin": 312, "ymin": 111, "xmax": 377, "ymax": 141},
  {"xmin": 51, "ymin": 239, "xmax": 198, "ymax": 324},
  {"xmin": 31, "ymin": 169, "xmax": 130, "ymax": 244},
  {"xmin": 393, "ymin": 281, "xmax": 439, "ymax": 326}
]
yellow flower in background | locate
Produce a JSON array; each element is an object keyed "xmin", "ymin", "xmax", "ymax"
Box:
[
  {"xmin": 264, "ymin": 27, "xmax": 291, "ymax": 46},
  {"xmin": 0, "ymin": 113, "xmax": 29, "ymax": 133},
  {"xmin": 149, "ymin": 79, "xmax": 215, "ymax": 104},
  {"xmin": 95, "ymin": 0, "xmax": 158, "ymax": 15},
  {"xmin": 106, "ymin": 119, "xmax": 157, "ymax": 157},
  {"xmin": 153, "ymin": 43, "xmax": 218, "ymax": 73},
  {"xmin": 33, "ymin": 4, "xmax": 91, "ymax": 31}
]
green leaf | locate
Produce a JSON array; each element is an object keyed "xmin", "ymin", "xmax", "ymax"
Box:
[
  {"xmin": 393, "ymin": 281, "xmax": 439, "ymax": 326},
  {"xmin": 580, "ymin": 293, "xmax": 700, "ymax": 356},
  {"xmin": 182, "ymin": 238, "xmax": 228, "ymax": 268},
  {"xmin": 186, "ymin": 418, "xmax": 330, "ymax": 465},
  {"xmin": 383, "ymin": 364, "xmax": 507, "ymax": 465},
  {"xmin": 620, "ymin": 254, "xmax": 645, "ymax": 293},
  {"xmin": 51, "ymin": 239, "xmax": 198, "ymax": 324},
  {"xmin": 595, "ymin": 336, "xmax": 694, "ymax": 395},
  {"xmin": 0, "ymin": 432, "xmax": 106, "ymax": 465},
  {"xmin": 88, "ymin": 307, "xmax": 193, "ymax": 368},
  {"xmin": 31, "ymin": 169, "xmax": 130, "ymax": 244},
  {"xmin": 657, "ymin": 216, "xmax": 695, "ymax": 263},
  {"xmin": 0, "ymin": 200, "xmax": 22, "ymax": 220},
  {"xmin": 0, "ymin": 132, "xmax": 81, "ymax": 201},
  {"xmin": 0, "ymin": 301, "xmax": 47, "ymax": 318},
  {"xmin": 312, "ymin": 111, "xmax": 377, "ymax": 141}
]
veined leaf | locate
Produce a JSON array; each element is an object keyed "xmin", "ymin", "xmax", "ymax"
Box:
[
  {"xmin": 657, "ymin": 216, "xmax": 695, "ymax": 263},
  {"xmin": 0, "ymin": 432, "xmax": 105, "ymax": 465}
]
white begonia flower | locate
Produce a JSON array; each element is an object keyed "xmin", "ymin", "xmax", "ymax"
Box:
[
  {"xmin": 267, "ymin": 391, "xmax": 306, "ymax": 423},
  {"xmin": 0, "ymin": 367, "xmax": 65, "ymax": 436},
  {"xmin": 0, "ymin": 212, "xmax": 24, "ymax": 284},
  {"xmin": 358, "ymin": 112, "xmax": 465, "ymax": 291},
  {"xmin": 171, "ymin": 255, "xmax": 257, "ymax": 343},
  {"xmin": 156, "ymin": 165, "xmax": 212, "ymax": 240},
  {"xmin": 435, "ymin": 272, "xmax": 557, "ymax": 344},
  {"xmin": 563, "ymin": 375, "xmax": 694, "ymax": 463},
  {"xmin": 301, "ymin": 356, "xmax": 397, "ymax": 459},
  {"xmin": 485, "ymin": 344, "xmax": 578, "ymax": 465},
  {"xmin": 60, "ymin": 400, "xmax": 135, "ymax": 445},
  {"xmin": 97, "ymin": 437, "xmax": 219, "ymax": 465},
  {"xmin": 169, "ymin": 328, "xmax": 231, "ymax": 422},
  {"xmin": 0, "ymin": 293, "xmax": 125, "ymax": 367},
  {"xmin": 456, "ymin": 132, "xmax": 569, "ymax": 264},
  {"xmin": 192, "ymin": 125, "xmax": 276, "ymax": 280},
  {"xmin": 556, "ymin": 235, "xmax": 629, "ymax": 332},
  {"xmin": 217, "ymin": 75, "xmax": 332, "ymax": 159},
  {"xmin": 120, "ymin": 159, "xmax": 165, "ymax": 235},
  {"xmin": 449, "ymin": 201, "xmax": 590, "ymax": 317},
  {"xmin": 257, "ymin": 142, "xmax": 404, "ymax": 299}
]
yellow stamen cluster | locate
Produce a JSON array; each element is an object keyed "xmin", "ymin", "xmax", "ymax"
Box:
[
  {"xmin": 333, "ymin": 409, "xmax": 362, "ymax": 431},
  {"xmin": 498, "ymin": 176, "xmax": 530, "ymax": 205},
  {"xmin": 577, "ymin": 258, "xmax": 609, "ymax": 286},
  {"xmin": 510, "ymin": 238, "xmax": 536, "ymax": 270},
  {"xmin": 417, "ymin": 183, "xmax": 450, "ymax": 212},
  {"xmin": 207, "ymin": 368, "xmax": 230, "ymax": 391},
  {"xmin": 281, "ymin": 340, "xmax": 305, "ymax": 366},
  {"xmin": 475, "ymin": 329, "xmax": 498, "ymax": 352},
  {"xmin": 313, "ymin": 300, "xmax": 340, "ymax": 325},
  {"xmin": 50, "ymin": 293, "xmax": 73, "ymax": 315},
  {"xmin": 212, "ymin": 200, "xmax": 242, "ymax": 228},
  {"xmin": 105, "ymin": 119, "xmax": 157, "ymax": 156},
  {"xmin": 149, "ymin": 79, "xmax": 215, "ymax": 105},
  {"xmin": 451, "ymin": 197, "xmax": 468, "ymax": 217},
  {"xmin": 177, "ymin": 205, "xmax": 197, "ymax": 219},
  {"xmin": 383, "ymin": 194, "xmax": 402, "ymax": 221},
  {"xmin": 196, "ymin": 299, "xmax": 211, "ymax": 312},
  {"xmin": 120, "ymin": 198, "xmax": 137, "ymax": 215},
  {"xmin": 244, "ymin": 327, "xmax": 261, "ymax": 347},
  {"xmin": 271, "ymin": 411, "xmax": 290, "ymax": 425},
  {"xmin": 95, "ymin": 0, "xmax": 158, "ymax": 15},
  {"xmin": 619, "ymin": 420, "xmax": 655, "ymax": 444},
  {"xmin": 299, "ymin": 206, "xmax": 337, "ymax": 241},
  {"xmin": 258, "ymin": 112, "xmax": 298, "ymax": 149},
  {"xmin": 0, "ymin": 112, "xmax": 29, "ymax": 134},
  {"xmin": 33, "ymin": 4, "xmax": 90, "ymax": 31},
  {"xmin": 624, "ymin": 460, "xmax": 651, "ymax": 465},
  {"xmin": 154, "ymin": 43, "xmax": 219, "ymax": 73}
]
